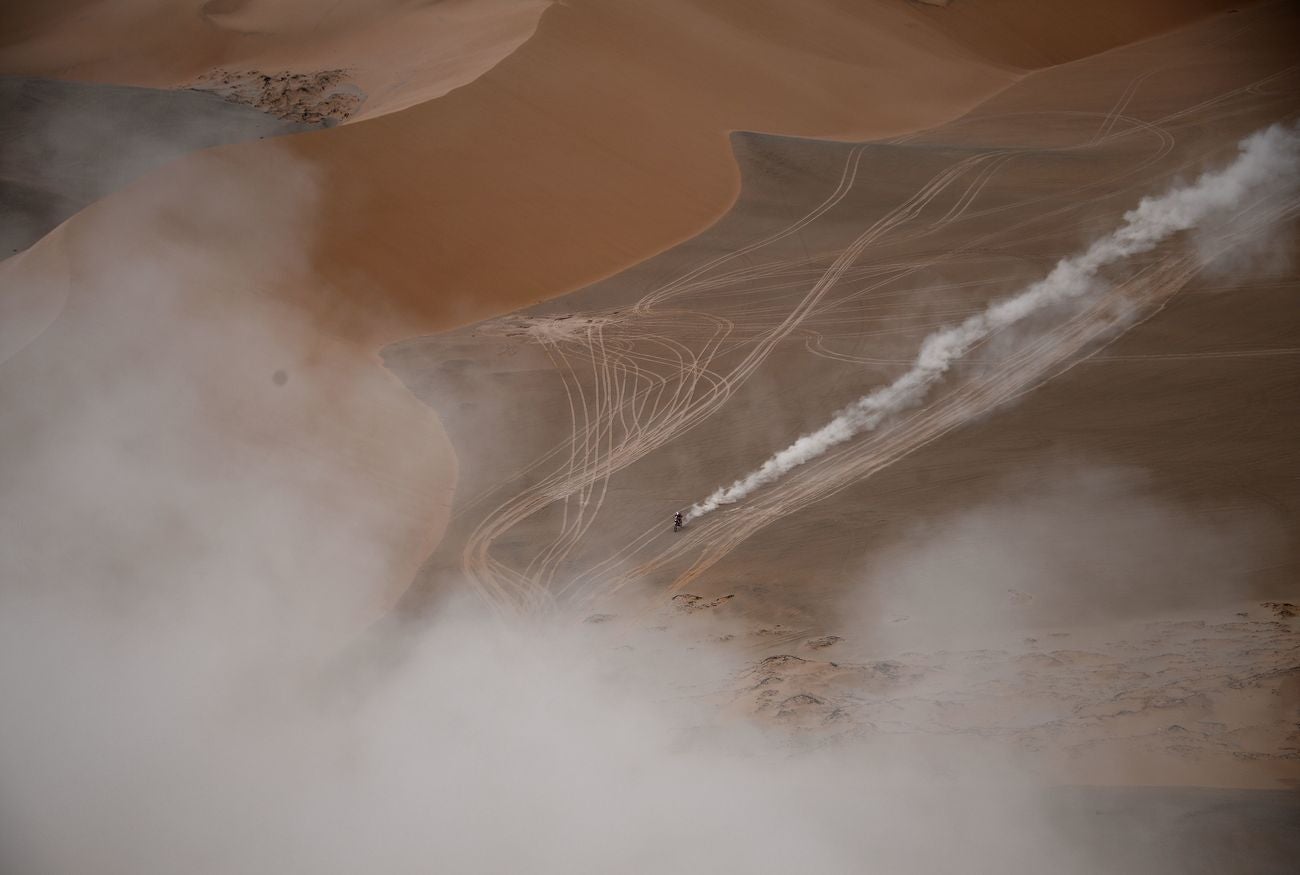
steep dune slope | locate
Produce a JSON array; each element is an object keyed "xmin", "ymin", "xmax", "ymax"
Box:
[
  {"xmin": 280, "ymin": 0, "xmax": 1234, "ymax": 338},
  {"xmin": 281, "ymin": 0, "xmax": 1014, "ymax": 339}
]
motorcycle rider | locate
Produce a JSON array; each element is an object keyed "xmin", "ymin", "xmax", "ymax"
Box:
[{"xmin": 673, "ymin": 511, "xmax": 684, "ymax": 532}]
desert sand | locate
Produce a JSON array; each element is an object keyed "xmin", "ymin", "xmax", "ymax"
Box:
[
  {"xmin": 381, "ymin": 0, "xmax": 1299, "ymax": 782},
  {"xmin": 1, "ymin": 0, "xmax": 1297, "ymax": 871}
]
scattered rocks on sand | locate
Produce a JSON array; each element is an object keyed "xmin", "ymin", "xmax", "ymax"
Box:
[
  {"xmin": 776, "ymin": 693, "xmax": 826, "ymax": 718},
  {"xmin": 190, "ymin": 69, "xmax": 364, "ymax": 124},
  {"xmin": 728, "ymin": 609, "xmax": 1300, "ymax": 781},
  {"xmin": 671, "ymin": 593, "xmax": 735, "ymax": 612},
  {"xmin": 759, "ymin": 654, "xmax": 805, "ymax": 668}
]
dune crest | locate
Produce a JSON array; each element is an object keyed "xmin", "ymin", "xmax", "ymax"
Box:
[{"xmin": 0, "ymin": 0, "xmax": 550, "ymax": 120}]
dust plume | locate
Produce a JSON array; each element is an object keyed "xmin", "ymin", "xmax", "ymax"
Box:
[{"xmin": 686, "ymin": 123, "xmax": 1300, "ymax": 521}]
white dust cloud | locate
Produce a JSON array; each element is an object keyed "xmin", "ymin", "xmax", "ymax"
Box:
[
  {"xmin": 687, "ymin": 124, "xmax": 1300, "ymax": 521},
  {"xmin": 0, "ymin": 129, "xmax": 1281, "ymax": 874},
  {"xmin": 0, "ymin": 151, "xmax": 1090, "ymax": 875},
  {"xmin": 852, "ymin": 465, "xmax": 1284, "ymax": 652}
]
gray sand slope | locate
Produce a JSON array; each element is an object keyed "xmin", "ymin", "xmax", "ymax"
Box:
[{"xmin": 0, "ymin": 75, "xmax": 316, "ymax": 257}]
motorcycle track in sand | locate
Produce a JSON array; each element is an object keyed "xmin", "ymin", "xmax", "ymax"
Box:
[{"xmin": 383, "ymin": 5, "xmax": 1300, "ymax": 619}]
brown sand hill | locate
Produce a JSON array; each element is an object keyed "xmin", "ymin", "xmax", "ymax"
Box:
[
  {"xmin": 3, "ymin": 1, "xmax": 1232, "ymax": 345},
  {"xmin": 268, "ymin": 0, "xmax": 1235, "ymax": 339}
]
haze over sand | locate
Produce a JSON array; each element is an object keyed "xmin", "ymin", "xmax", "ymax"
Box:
[
  {"xmin": 2, "ymin": 1, "xmax": 1298, "ymax": 872},
  {"xmin": 0, "ymin": 75, "xmax": 321, "ymax": 256}
]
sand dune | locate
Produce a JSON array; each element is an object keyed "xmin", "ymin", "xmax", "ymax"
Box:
[
  {"xmin": 382, "ymin": 1, "xmax": 1299, "ymax": 790},
  {"xmin": 4, "ymin": 1, "xmax": 1232, "ymax": 345},
  {"xmin": 277, "ymin": 0, "xmax": 1236, "ymax": 339}
]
